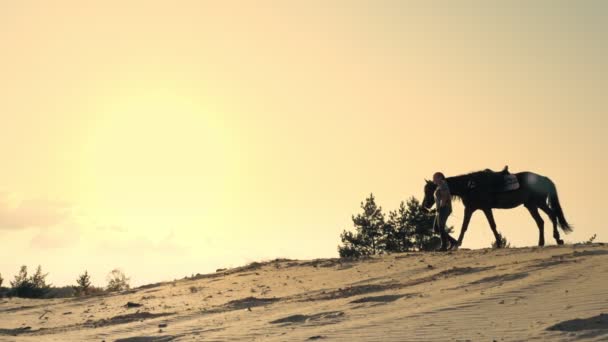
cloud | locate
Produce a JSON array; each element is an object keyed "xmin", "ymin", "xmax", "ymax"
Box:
[
  {"xmin": 0, "ymin": 194, "xmax": 72, "ymax": 230},
  {"xmin": 97, "ymin": 230, "xmax": 188, "ymax": 256},
  {"xmin": 96, "ymin": 224, "xmax": 127, "ymax": 233},
  {"xmin": 29, "ymin": 225, "xmax": 81, "ymax": 249}
]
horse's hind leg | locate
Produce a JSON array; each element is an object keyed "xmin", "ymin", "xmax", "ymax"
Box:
[
  {"xmin": 539, "ymin": 202, "xmax": 563, "ymax": 245},
  {"xmin": 525, "ymin": 204, "xmax": 545, "ymax": 246}
]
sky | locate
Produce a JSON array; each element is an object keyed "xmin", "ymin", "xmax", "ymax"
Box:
[{"xmin": 0, "ymin": 1, "xmax": 606, "ymax": 287}]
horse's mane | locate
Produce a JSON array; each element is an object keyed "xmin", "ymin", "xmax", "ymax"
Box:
[
  {"xmin": 453, "ymin": 169, "xmax": 495, "ymax": 180},
  {"xmin": 447, "ymin": 169, "xmax": 502, "ymax": 199}
]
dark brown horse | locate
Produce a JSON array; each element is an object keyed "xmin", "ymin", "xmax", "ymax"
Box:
[{"xmin": 422, "ymin": 168, "xmax": 572, "ymax": 249}]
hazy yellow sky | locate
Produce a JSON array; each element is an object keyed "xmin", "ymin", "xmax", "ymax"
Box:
[{"xmin": 0, "ymin": 1, "xmax": 606, "ymax": 286}]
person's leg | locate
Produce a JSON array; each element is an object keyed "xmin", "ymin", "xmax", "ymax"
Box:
[
  {"xmin": 440, "ymin": 207, "xmax": 458, "ymax": 248},
  {"xmin": 433, "ymin": 214, "xmax": 440, "ymax": 234},
  {"xmin": 434, "ymin": 210, "xmax": 447, "ymax": 250},
  {"xmin": 437, "ymin": 206, "xmax": 456, "ymax": 250}
]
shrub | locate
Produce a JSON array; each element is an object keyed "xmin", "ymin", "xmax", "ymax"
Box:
[
  {"xmin": 44, "ymin": 286, "xmax": 76, "ymax": 298},
  {"xmin": 491, "ymin": 234, "xmax": 511, "ymax": 249},
  {"xmin": 106, "ymin": 269, "xmax": 130, "ymax": 292},
  {"xmin": 338, "ymin": 195, "xmax": 450, "ymax": 256}
]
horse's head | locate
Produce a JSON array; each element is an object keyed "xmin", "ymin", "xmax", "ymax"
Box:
[{"xmin": 422, "ymin": 179, "xmax": 437, "ymax": 209}]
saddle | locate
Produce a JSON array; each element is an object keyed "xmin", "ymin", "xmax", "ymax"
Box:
[{"xmin": 483, "ymin": 165, "xmax": 519, "ymax": 192}]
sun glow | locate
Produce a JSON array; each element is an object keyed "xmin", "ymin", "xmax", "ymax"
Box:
[
  {"xmin": 77, "ymin": 90, "xmax": 241, "ymax": 238},
  {"xmin": 1, "ymin": 1, "xmax": 605, "ymax": 287}
]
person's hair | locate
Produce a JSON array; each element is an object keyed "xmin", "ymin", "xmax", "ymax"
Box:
[{"xmin": 433, "ymin": 172, "xmax": 445, "ymax": 180}]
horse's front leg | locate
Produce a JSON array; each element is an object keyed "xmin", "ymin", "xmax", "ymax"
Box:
[
  {"xmin": 457, "ymin": 207, "xmax": 474, "ymax": 247},
  {"xmin": 482, "ymin": 208, "xmax": 502, "ymax": 247}
]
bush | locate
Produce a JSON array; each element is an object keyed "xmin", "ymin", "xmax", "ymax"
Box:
[
  {"xmin": 338, "ymin": 195, "xmax": 450, "ymax": 256},
  {"xmin": 9, "ymin": 265, "xmax": 51, "ymax": 298},
  {"xmin": 44, "ymin": 286, "xmax": 76, "ymax": 298},
  {"xmin": 106, "ymin": 269, "xmax": 130, "ymax": 292},
  {"xmin": 189, "ymin": 286, "xmax": 204, "ymax": 294}
]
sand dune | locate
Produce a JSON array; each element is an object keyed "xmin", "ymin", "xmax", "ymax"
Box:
[{"xmin": 1, "ymin": 244, "xmax": 607, "ymax": 341}]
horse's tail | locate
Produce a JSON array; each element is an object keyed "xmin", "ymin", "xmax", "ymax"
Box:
[{"xmin": 547, "ymin": 177, "xmax": 573, "ymax": 233}]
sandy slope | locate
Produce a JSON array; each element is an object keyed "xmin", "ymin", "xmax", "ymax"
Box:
[{"xmin": 1, "ymin": 244, "xmax": 607, "ymax": 341}]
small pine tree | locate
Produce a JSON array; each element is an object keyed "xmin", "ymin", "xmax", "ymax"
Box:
[
  {"xmin": 338, "ymin": 193, "xmax": 386, "ymax": 257},
  {"xmin": 10, "ymin": 265, "xmax": 50, "ymax": 298},
  {"xmin": 381, "ymin": 218, "xmax": 400, "ymax": 253},
  {"xmin": 386, "ymin": 200, "xmax": 416, "ymax": 252},
  {"xmin": 403, "ymin": 198, "xmax": 437, "ymax": 251},
  {"xmin": 10, "ymin": 266, "xmax": 32, "ymax": 298},
  {"xmin": 31, "ymin": 265, "xmax": 50, "ymax": 290},
  {"xmin": 351, "ymin": 193, "xmax": 385, "ymax": 254},
  {"xmin": 10, "ymin": 266, "xmax": 29, "ymax": 289},
  {"xmin": 338, "ymin": 230, "xmax": 365, "ymax": 258},
  {"xmin": 74, "ymin": 271, "xmax": 92, "ymax": 296},
  {"xmin": 106, "ymin": 269, "xmax": 130, "ymax": 292}
]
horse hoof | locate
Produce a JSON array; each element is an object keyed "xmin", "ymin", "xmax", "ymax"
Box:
[{"xmin": 557, "ymin": 239, "xmax": 564, "ymax": 245}]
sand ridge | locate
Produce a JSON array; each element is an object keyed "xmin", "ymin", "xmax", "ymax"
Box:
[{"xmin": 0, "ymin": 244, "xmax": 607, "ymax": 341}]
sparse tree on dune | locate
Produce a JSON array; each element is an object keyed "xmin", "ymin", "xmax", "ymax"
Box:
[
  {"xmin": 74, "ymin": 271, "xmax": 92, "ymax": 296},
  {"xmin": 352, "ymin": 193, "xmax": 385, "ymax": 254},
  {"xmin": 10, "ymin": 266, "xmax": 29, "ymax": 289},
  {"xmin": 106, "ymin": 269, "xmax": 130, "ymax": 292},
  {"xmin": 338, "ymin": 195, "xmax": 451, "ymax": 256},
  {"xmin": 338, "ymin": 230, "xmax": 366, "ymax": 258},
  {"xmin": 31, "ymin": 265, "xmax": 51, "ymax": 290},
  {"xmin": 382, "ymin": 217, "xmax": 401, "ymax": 253},
  {"xmin": 10, "ymin": 266, "xmax": 33, "ymax": 298},
  {"xmin": 385, "ymin": 200, "xmax": 417, "ymax": 252},
  {"xmin": 338, "ymin": 193, "xmax": 386, "ymax": 257},
  {"xmin": 407, "ymin": 197, "xmax": 441, "ymax": 251},
  {"xmin": 9, "ymin": 265, "xmax": 51, "ymax": 298}
]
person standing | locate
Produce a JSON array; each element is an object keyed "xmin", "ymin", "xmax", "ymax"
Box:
[{"xmin": 433, "ymin": 172, "xmax": 458, "ymax": 249}]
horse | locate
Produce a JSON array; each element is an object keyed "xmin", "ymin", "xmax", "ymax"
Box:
[{"xmin": 422, "ymin": 168, "xmax": 572, "ymax": 249}]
